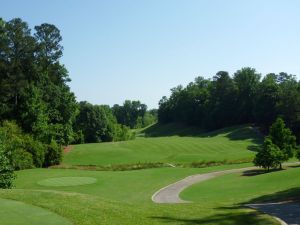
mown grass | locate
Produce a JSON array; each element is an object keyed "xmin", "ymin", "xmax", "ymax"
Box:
[
  {"xmin": 63, "ymin": 124, "xmax": 261, "ymax": 166},
  {"xmin": 181, "ymin": 165, "xmax": 300, "ymax": 205},
  {"xmin": 0, "ymin": 164, "xmax": 280, "ymax": 225},
  {"xmin": 0, "ymin": 198, "xmax": 72, "ymax": 225},
  {"xmin": 0, "ymin": 123, "xmax": 294, "ymax": 225}
]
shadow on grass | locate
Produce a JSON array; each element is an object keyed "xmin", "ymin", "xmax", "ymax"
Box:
[
  {"xmin": 242, "ymin": 168, "xmax": 282, "ymax": 177},
  {"xmin": 150, "ymin": 210, "xmax": 272, "ymax": 225},
  {"xmin": 288, "ymin": 164, "xmax": 300, "ymax": 168},
  {"xmin": 247, "ymin": 187, "xmax": 300, "ymax": 203},
  {"xmin": 247, "ymin": 145, "xmax": 261, "ymax": 152},
  {"xmin": 143, "ymin": 123, "xmax": 263, "ymax": 143}
]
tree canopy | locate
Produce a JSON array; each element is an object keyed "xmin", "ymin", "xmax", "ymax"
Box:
[
  {"xmin": 158, "ymin": 68, "xmax": 300, "ymax": 140},
  {"xmin": 254, "ymin": 118, "xmax": 297, "ymax": 170}
]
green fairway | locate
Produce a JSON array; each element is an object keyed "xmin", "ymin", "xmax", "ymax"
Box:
[
  {"xmin": 38, "ymin": 177, "xmax": 98, "ymax": 187},
  {"xmin": 0, "ymin": 165, "xmax": 281, "ymax": 225},
  {"xmin": 12, "ymin": 165, "xmax": 251, "ymax": 202},
  {"xmin": 0, "ymin": 124, "xmax": 298, "ymax": 225},
  {"xmin": 181, "ymin": 165, "xmax": 300, "ymax": 204},
  {"xmin": 63, "ymin": 125, "xmax": 261, "ymax": 166},
  {"xmin": 0, "ymin": 198, "xmax": 72, "ymax": 225}
]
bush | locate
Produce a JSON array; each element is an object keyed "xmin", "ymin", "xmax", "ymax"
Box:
[
  {"xmin": 0, "ymin": 120, "xmax": 48, "ymax": 169},
  {"xmin": 23, "ymin": 135, "xmax": 46, "ymax": 168},
  {"xmin": 0, "ymin": 150, "xmax": 15, "ymax": 189},
  {"xmin": 254, "ymin": 118, "xmax": 297, "ymax": 171},
  {"xmin": 254, "ymin": 137, "xmax": 282, "ymax": 171},
  {"xmin": 10, "ymin": 148, "xmax": 34, "ymax": 170},
  {"xmin": 44, "ymin": 140, "xmax": 62, "ymax": 167},
  {"xmin": 73, "ymin": 130, "xmax": 84, "ymax": 144},
  {"xmin": 297, "ymin": 146, "xmax": 300, "ymax": 161},
  {"xmin": 113, "ymin": 124, "xmax": 135, "ymax": 141}
]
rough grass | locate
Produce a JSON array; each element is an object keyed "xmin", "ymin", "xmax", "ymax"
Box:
[{"xmin": 63, "ymin": 124, "xmax": 261, "ymax": 166}]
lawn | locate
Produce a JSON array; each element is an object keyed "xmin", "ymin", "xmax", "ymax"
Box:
[
  {"xmin": 0, "ymin": 164, "xmax": 280, "ymax": 225},
  {"xmin": 181, "ymin": 164, "xmax": 300, "ymax": 205},
  {"xmin": 0, "ymin": 124, "xmax": 296, "ymax": 225},
  {"xmin": 63, "ymin": 125, "xmax": 261, "ymax": 166}
]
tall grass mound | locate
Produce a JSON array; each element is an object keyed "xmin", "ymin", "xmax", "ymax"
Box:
[{"xmin": 63, "ymin": 123, "xmax": 263, "ymax": 167}]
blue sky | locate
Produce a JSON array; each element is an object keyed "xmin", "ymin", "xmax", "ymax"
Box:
[{"xmin": 1, "ymin": 0, "xmax": 300, "ymax": 108}]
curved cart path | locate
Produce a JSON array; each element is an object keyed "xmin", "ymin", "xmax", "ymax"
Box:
[
  {"xmin": 152, "ymin": 163, "xmax": 300, "ymax": 203},
  {"xmin": 152, "ymin": 162, "xmax": 300, "ymax": 225},
  {"xmin": 152, "ymin": 166, "xmax": 256, "ymax": 203}
]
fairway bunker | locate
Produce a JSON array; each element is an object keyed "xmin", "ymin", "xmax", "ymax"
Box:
[{"xmin": 38, "ymin": 177, "xmax": 97, "ymax": 187}]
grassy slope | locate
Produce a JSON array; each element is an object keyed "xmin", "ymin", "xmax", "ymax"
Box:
[
  {"xmin": 63, "ymin": 124, "xmax": 261, "ymax": 166},
  {"xmin": 0, "ymin": 123, "xmax": 294, "ymax": 225}
]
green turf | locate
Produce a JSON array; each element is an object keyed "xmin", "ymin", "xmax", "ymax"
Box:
[
  {"xmin": 38, "ymin": 177, "xmax": 97, "ymax": 187},
  {"xmin": 181, "ymin": 165, "xmax": 300, "ymax": 205},
  {"xmin": 0, "ymin": 198, "xmax": 72, "ymax": 225},
  {"xmin": 0, "ymin": 164, "xmax": 280, "ymax": 225},
  {"xmin": 0, "ymin": 124, "xmax": 294, "ymax": 225},
  {"xmin": 63, "ymin": 125, "xmax": 261, "ymax": 166}
]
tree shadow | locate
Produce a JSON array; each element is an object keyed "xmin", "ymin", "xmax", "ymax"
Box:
[
  {"xmin": 150, "ymin": 209, "xmax": 272, "ymax": 225},
  {"xmin": 288, "ymin": 164, "xmax": 300, "ymax": 168},
  {"xmin": 247, "ymin": 145, "xmax": 261, "ymax": 152},
  {"xmin": 143, "ymin": 123, "xmax": 263, "ymax": 143},
  {"xmin": 246, "ymin": 187, "xmax": 300, "ymax": 204},
  {"xmin": 241, "ymin": 168, "xmax": 281, "ymax": 177},
  {"xmin": 142, "ymin": 122, "xmax": 204, "ymax": 137},
  {"xmin": 226, "ymin": 126, "xmax": 263, "ymax": 145}
]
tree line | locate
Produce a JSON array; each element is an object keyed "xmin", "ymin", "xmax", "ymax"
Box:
[
  {"xmin": 0, "ymin": 18, "xmax": 155, "ymax": 182},
  {"xmin": 158, "ymin": 68, "xmax": 300, "ymax": 139}
]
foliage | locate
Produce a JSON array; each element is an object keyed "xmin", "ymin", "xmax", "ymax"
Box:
[
  {"xmin": 0, "ymin": 145, "xmax": 15, "ymax": 189},
  {"xmin": 0, "ymin": 18, "xmax": 77, "ymax": 146},
  {"xmin": 0, "ymin": 120, "xmax": 59, "ymax": 169},
  {"xmin": 158, "ymin": 68, "xmax": 300, "ymax": 140},
  {"xmin": 0, "ymin": 121, "xmax": 34, "ymax": 169},
  {"xmin": 112, "ymin": 100, "xmax": 156, "ymax": 129},
  {"xmin": 268, "ymin": 118, "xmax": 296, "ymax": 162},
  {"xmin": 254, "ymin": 118, "xmax": 297, "ymax": 170},
  {"xmin": 254, "ymin": 137, "xmax": 282, "ymax": 171},
  {"xmin": 73, "ymin": 101, "xmax": 134, "ymax": 143},
  {"xmin": 44, "ymin": 140, "xmax": 62, "ymax": 167},
  {"xmin": 297, "ymin": 146, "xmax": 300, "ymax": 160}
]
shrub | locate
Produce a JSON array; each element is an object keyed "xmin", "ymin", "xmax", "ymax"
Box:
[
  {"xmin": 254, "ymin": 118, "xmax": 297, "ymax": 170},
  {"xmin": 0, "ymin": 120, "xmax": 47, "ymax": 169},
  {"xmin": 73, "ymin": 130, "xmax": 84, "ymax": 144},
  {"xmin": 0, "ymin": 149, "xmax": 15, "ymax": 189},
  {"xmin": 113, "ymin": 124, "xmax": 135, "ymax": 141},
  {"xmin": 10, "ymin": 148, "xmax": 34, "ymax": 170},
  {"xmin": 44, "ymin": 140, "xmax": 62, "ymax": 167},
  {"xmin": 254, "ymin": 137, "xmax": 282, "ymax": 171},
  {"xmin": 23, "ymin": 135, "xmax": 46, "ymax": 168}
]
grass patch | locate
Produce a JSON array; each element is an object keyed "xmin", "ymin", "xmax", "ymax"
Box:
[
  {"xmin": 63, "ymin": 125, "xmax": 262, "ymax": 166},
  {"xmin": 181, "ymin": 165, "xmax": 300, "ymax": 206},
  {"xmin": 0, "ymin": 164, "xmax": 280, "ymax": 225},
  {"xmin": 0, "ymin": 198, "xmax": 72, "ymax": 225},
  {"xmin": 38, "ymin": 177, "xmax": 97, "ymax": 187}
]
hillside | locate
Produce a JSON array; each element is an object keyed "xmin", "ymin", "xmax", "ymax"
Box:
[{"xmin": 63, "ymin": 123, "xmax": 263, "ymax": 167}]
